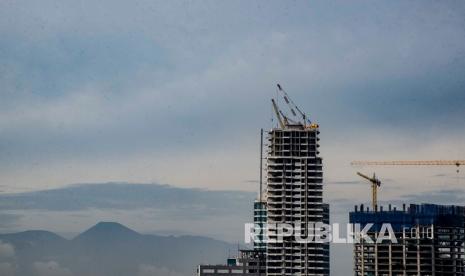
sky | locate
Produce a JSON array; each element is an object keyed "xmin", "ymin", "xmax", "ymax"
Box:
[
  {"xmin": 1, "ymin": 0, "xmax": 465, "ymax": 273},
  {"xmin": 1, "ymin": 0, "xmax": 464, "ymax": 193}
]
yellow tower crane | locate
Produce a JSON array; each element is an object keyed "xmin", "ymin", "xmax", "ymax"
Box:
[
  {"xmin": 351, "ymin": 160, "xmax": 465, "ymax": 173},
  {"xmin": 356, "ymin": 172, "xmax": 381, "ymax": 210}
]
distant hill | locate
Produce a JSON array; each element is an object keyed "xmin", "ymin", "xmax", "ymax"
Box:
[{"xmin": 0, "ymin": 222, "xmax": 236, "ymax": 276}]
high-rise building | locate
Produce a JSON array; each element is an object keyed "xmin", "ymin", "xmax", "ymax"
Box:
[
  {"xmin": 254, "ymin": 199, "xmax": 267, "ymax": 252},
  {"xmin": 350, "ymin": 203, "xmax": 465, "ymax": 276},
  {"xmin": 266, "ymin": 123, "xmax": 330, "ymax": 276},
  {"xmin": 197, "ymin": 85, "xmax": 329, "ymax": 276}
]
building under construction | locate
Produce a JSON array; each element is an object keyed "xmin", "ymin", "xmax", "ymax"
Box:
[
  {"xmin": 196, "ymin": 84, "xmax": 329, "ymax": 276},
  {"xmin": 266, "ymin": 84, "xmax": 330, "ymax": 275},
  {"xmin": 197, "ymin": 249, "xmax": 265, "ymax": 276},
  {"xmin": 350, "ymin": 203, "xmax": 465, "ymax": 276}
]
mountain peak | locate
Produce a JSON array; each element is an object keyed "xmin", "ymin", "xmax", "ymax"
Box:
[
  {"xmin": 0, "ymin": 230, "xmax": 66, "ymax": 243},
  {"xmin": 93, "ymin": 221, "xmax": 134, "ymax": 230},
  {"xmin": 73, "ymin": 222, "xmax": 141, "ymax": 242}
]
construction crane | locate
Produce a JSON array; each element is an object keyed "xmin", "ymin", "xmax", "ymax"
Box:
[
  {"xmin": 271, "ymin": 84, "xmax": 319, "ymax": 129},
  {"xmin": 351, "ymin": 160, "xmax": 465, "ymax": 173},
  {"xmin": 271, "ymin": 99, "xmax": 285, "ymax": 129},
  {"xmin": 356, "ymin": 172, "xmax": 382, "ymax": 210},
  {"xmin": 276, "ymin": 83, "xmax": 311, "ymax": 127}
]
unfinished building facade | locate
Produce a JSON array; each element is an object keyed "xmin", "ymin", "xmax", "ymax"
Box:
[
  {"xmin": 266, "ymin": 125, "xmax": 330, "ymax": 276},
  {"xmin": 350, "ymin": 203, "xmax": 465, "ymax": 276}
]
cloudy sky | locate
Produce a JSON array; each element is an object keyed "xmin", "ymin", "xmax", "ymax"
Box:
[
  {"xmin": 1, "ymin": 0, "xmax": 465, "ymax": 273},
  {"xmin": 0, "ymin": 1, "xmax": 465, "ymax": 194},
  {"xmin": 1, "ymin": 0, "xmax": 464, "ymax": 193}
]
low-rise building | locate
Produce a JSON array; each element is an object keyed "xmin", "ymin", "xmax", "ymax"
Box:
[{"xmin": 197, "ymin": 249, "xmax": 265, "ymax": 276}]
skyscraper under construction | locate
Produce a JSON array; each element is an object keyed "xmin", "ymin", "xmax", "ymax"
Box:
[
  {"xmin": 350, "ymin": 203, "xmax": 465, "ymax": 276},
  {"xmin": 266, "ymin": 85, "xmax": 330, "ymax": 276}
]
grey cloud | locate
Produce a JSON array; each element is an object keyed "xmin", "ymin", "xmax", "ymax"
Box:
[
  {"xmin": 431, "ymin": 173, "xmax": 465, "ymax": 179},
  {"xmin": 0, "ymin": 214, "xmax": 22, "ymax": 230},
  {"xmin": 432, "ymin": 174, "xmax": 447, "ymax": 177},
  {"xmin": 0, "ymin": 182, "xmax": 254, "ymax": 218},
  {"xmin": 0, "ymin": 262, "xmax": 15, "ymax": 276},
  {"xmin": 326, "ymin": 177, "xmax": 396, "ymax": 186},
  {"xmin": 398, "ymin": 189, "xmax": 465, "ymax": 206},
  {"xmin": 1, "ymin": 1, "xmax": 465, "ymax": 170},
  {"xmin": 138, "ymin": 264, "xmax": 184, "ymax": 276},
  {"xmin": 0, "ymin": 183, "xmax": 255, "ymax": 242},
  {"xmin": 0, "ymin": 241, "xmax": 15, "ymax": 259},
  {"xmin": 242, "ymin": 180, "xmax": 259, "ymax": 183},
  {"xmin": 33, "ymin": 261, "xmax": 73, "ymax": 276},
  {"xmin": 326, "ymin": 181, "xmax": 360, "ymax": 185}
]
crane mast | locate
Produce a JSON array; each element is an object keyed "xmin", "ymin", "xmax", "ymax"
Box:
[
  {"xmin": 271, "ymin": 99, "xmax": 285, "ymax": 129},
  {"xmin": 356, "ymin": 172, "xmax": 381, "ymax": 210}
]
